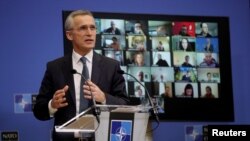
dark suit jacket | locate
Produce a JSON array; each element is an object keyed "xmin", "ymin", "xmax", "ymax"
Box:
[{"xmin": 33, "ymin": 51, "xmax": 129, "ymax": 141}]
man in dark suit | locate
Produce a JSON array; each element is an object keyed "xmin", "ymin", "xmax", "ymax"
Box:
[
  {"xmin": 196, "ymin": 22, "xmax": 212, "ymax": 37},
  {"xmin": 103, "ymin": 20, "xmax": 121, "ymax": 35},
  {"xmin": 33, "ymin": 10, "xmax": 129, "ymax": 141},
  {"xmin": 156, "ymin": 53, "xmax": 169, "ymax": 67}
]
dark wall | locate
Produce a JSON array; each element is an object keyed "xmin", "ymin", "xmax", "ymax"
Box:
[{"xmin": 0, "ymin": 0, "xmax": 249, "ymax": 141}]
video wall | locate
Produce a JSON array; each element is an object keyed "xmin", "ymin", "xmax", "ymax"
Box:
[{"xmin": 63, "ymin": 11, "xmax": 234, "ymax": 121}]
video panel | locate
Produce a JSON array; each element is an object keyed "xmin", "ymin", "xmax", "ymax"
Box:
[{"xmin": 63, "ymin": 11, "xmax": 234, "ymax": 121}]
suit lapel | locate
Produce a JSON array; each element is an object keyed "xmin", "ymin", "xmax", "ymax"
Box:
[
  {"xmin": 62, "ymin": 55, "xmax": 76, "ymax": 105},
  {"xmin": 91, "ymin": 52, "xmax": 101, "ymax": 84}
]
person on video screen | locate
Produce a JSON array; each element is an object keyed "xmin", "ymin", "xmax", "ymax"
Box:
[
  {"xmin": 156, "ymin": 53, "xmax": 169, "ymax": 67},
  {"xmin": 135, "ymin": 85, "xmax": 143, "ymax": 97},
  {"xmin": 204, "ymin": 38, "xmax": 214, "ymax": 52},
  {"xmin": 108, "ymin": 36, "xmax": 120, "ymax": 51},
  {"xmin": 137, "ymin": 71, "xmax": 144, "ymax": 82},
  {"xmin": 202, "ymin": 86, "xmax": 215, "ymax": 98},
  {"xmin": 133, "ymin": 52, "xmax": 145, "ymax": 66},
  {"xmin": 156, "ymin": 25, "xmax": 168, "ymax": 36},
  {"xmin": 130, "ymin": 21, "xmax": 145, "ymax": 35},
  {"xmin": 131, "ymin": 35, "xmax": 146, "ymax": 51},
  {"xmin": 104, "ymin": 20, "xmax": 121, "ymax": 35},
  {"xmin": 179, "ymin": 25, "xmax": 190, "ymax": 36},
  {"xmin": 180, "ymin": 38, "xmax": 193, "ymax": 51},
  {"xmin": 181, "ymin": 83, "xmax": 194, "ymax": 98},
  {"xmin": 182, "ymin": 55, "xmax": 193, "ymax": 67},
  {"xmin": 196, "ymin": 22, "xmax": 212, "ymax": 37},
  {"xmin": 156, "ymin": 41, "xmax": 165, "ymax": 51},
  {"xmin": 199, "ymin": 53, "xmax": 218, "ymax": 67},
  {"xmin": 161, "ymin": 83, "xmax": 172, "ymax": 98},
  {"xmin": 206, "ymin": 72, "xmax": 217, "ymax": 83},
  {"xmin": 182, "ymin": 70, "xmax": 192, "ymax": 82}
]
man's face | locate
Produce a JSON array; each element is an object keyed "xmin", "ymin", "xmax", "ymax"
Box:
[
  {"xmin": 207, "ymin": 73, "xmax": 212, "ymax": 80},
  {"xmin": 181, "ymin": 26, "xmax": 188, "ymax": 34},
  {"xmin": 111, "ymin": 21, "xmax": 116, "ymax": 29},
  {"xmin": 136, "ymin": 54, "xmax": 144, "ymax": 64},
  {"xmin": 165, "ymin": 86, "xmax": 170, "ymax": 93},
  {"xmin": 181, "ymin": 39, "xmax": 188, "ymax": 49},
  {"xmin": 138, "ymin": 71, "xmax": 143, "ymax": 81},
  {"xmin": 201, "ymin": 23, "xmax": 209, "ymax": 34},
  {"xmin": 204, "ymin": 53, "xmax": 213, "ymax": 63},
  {"xmin": 134, "ymin": 23, "xmax": 142, "ymax": 32},
  {"xmin": 185, "ymin": 56, "xmax": 190, "ymax": 62},
  {"xmin": 67, "ymin": 15, "xmax": 96, "ymax": 54},
  {"xmin": 206, "ymin": 87, "xmax": 211, "ymax": 94}
]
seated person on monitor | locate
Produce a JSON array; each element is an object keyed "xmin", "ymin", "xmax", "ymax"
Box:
[
  {"xmin": 181, "ymin": 83, "xmax": 193, "ymax": 98},
  {"xmin": 161, "ymin": 84, "xmax": 172, "ymax": 98},
  {"xmin": 130, "ymin": 21, "xmax": 145, "ymax": 35},
  {"xmin": 104, "ymin": 20, "xmax": 121, "ymax": 35},
  {"xmin": 137, "ymin": 71, "xmax": 144, "ymax": 82},
  {"xmin": 156, "ymin": 41, "xmax": 164, "ymax": 51},
  {"xmin": 156, "ymin": 25, "xmax": 168, "ymax": 36},
  {"xmin": 181, "ymin": 55, "xmax": 193, "ymax": 67},
  {"xmin": 133, "ymin": 52, "xmax": 145, "ymax": 66},
  {"xmin": 108, "ymin": 36, "xmax": 120, "ymax": 51},
  {"xmin": 182, "ymin": 70, "xmax": 192, "ymax": 82},
  {"xmin": 156, "ymin": 53, "xmax": 169, "ymax": 67},
  {"xmin": 206, "ymin": 72, "xmax": 217, "ymax": 83},
  {"xmin": 180, "ymin": 38, "xmax": 193, "ymax": 51},
  {"xmin": 204, "ymin": 38, "xmax": 214, "ymax": 52},
  {"xmin": 152, "ymin": 97, "xmax": 165, "ymax": 113},
  {"xmin": 199, "ymin": 53, "xmax": 218, "ymax": 67},
  {"xmin": 131, "ymin": 35, "xmax": 146, "ymax": 51},
  {"xmin": 179, "ymin": 25, "xmax": 190, "ymax": 36},
  {"xmin": 196, "ymin": 22, "xmax": 212, "ymax": 37},
  {"xmin": 202, "ymin": 86, "xmax": 215, "ymax": 98},
  {"xmin": 200, "ymin": 72, "xmax": 217, "ymax": 83},
  {"xmin": 135, "ymin": 85, "xmax": 143, "ymax": 97}
]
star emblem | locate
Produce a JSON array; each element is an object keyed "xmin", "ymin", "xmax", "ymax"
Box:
[{"xmin": 115, "ymin": 127, "xmax": 127, "ymax": 141}]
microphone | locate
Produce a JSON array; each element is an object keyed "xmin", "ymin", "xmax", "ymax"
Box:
[
  {"xmin": 117, "ymin": 70, "xmax": 160, "ymax": 123},
  {"xmin": 71, "ymin": 69, "xmax": 100, "ymax": 124}
]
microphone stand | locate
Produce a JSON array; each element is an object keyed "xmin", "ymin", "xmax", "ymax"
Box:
[
  {"xmin": 118, "ymin": 70, "xmax": 160, "ymax": 124},
  {"xmin": 71, "ymin": 70, "xmax": 100, "ymax": 124}
]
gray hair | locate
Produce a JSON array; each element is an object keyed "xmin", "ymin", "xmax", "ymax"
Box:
[{"xmin": 64, "ymin": 10, "xmax": 93, "ymax": 31}]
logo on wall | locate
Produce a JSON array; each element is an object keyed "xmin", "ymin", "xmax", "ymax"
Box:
[
  {"xmin": 1, "ymin": 131, "xmax": 18, "ymax": 141},
  {"xmin": 14, "ymin": 93, "xmax": 37, "ymax": 113},
  {"xmin": 110, "ymin": 120, "xmax": 132, "ymax": 141},
  {"xmin": 185, "ymin": 125, "xmax": 203, "ymax": 141}
]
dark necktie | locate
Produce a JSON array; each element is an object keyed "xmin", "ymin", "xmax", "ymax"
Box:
[{"xmin": 79, "ymin": 57, "xmax": 89, "ymax": 113}]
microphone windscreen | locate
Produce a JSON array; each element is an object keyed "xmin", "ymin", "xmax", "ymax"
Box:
[
  {"xmin": 117, "ymin": 70, "xmax": 125, "ymax": 74},
  {"xmin": 70, "ymin": 69, "xmax": 77, "ymax": 74}
]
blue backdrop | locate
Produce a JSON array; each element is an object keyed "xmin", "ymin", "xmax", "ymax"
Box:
[{"xmin": 0, "ymin": 0, "xmax": 249, "ymax": 141}]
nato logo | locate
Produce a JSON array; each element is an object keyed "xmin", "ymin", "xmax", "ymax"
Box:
[
  {"xmin": 110, "ymin": 120, "xmax": 132, "ymax": 141},
  {"xmin": 1, "ymin": 131, "xmax": 18, "ymax": 141},
  {"xmin": 14, "ymin": 93, "xmax": 35, "ymax": 113},
  {"xmin": 185, "ymin": 125, "xmax": 203, "ymax": 141}
]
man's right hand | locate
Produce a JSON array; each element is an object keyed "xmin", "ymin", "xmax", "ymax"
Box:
[{"xmin": 51, "ymin": 85, "xmax": 69, "ymax": 109}]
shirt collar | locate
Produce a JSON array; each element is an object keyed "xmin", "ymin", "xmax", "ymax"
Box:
[{"xmin": 72, "ymin": 49, "xmax": 93, "ymax": 64}]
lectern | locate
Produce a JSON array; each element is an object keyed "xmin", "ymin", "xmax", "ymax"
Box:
[{"xmin": 55, "ymin": 104, "xmax": 151, "ymax": 141}]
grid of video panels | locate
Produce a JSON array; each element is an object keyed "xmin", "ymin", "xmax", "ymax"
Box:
[{"xmin": 94, "ymin": 19, "xmax": 220, "ymax": 113}]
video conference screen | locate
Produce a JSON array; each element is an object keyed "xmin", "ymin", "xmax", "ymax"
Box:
[{"xmin": 63, "ymin": 11, "xmax": 234, "ymax": 121}]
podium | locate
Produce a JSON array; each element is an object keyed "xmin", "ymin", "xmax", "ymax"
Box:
[{"xmin": 55, "ymin": 104, "xmax": 151, "ymax": 141}]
